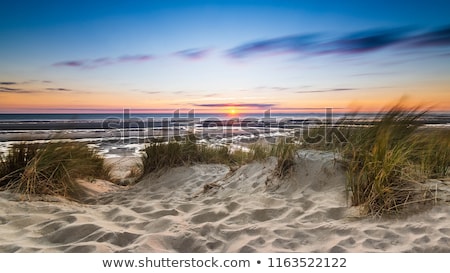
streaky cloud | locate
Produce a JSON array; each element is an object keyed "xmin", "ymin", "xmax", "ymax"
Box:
[
  {"xmin": 194, "ymin": 103, "xmax": 276, "ymax": 108},
  {"xmin": 91, "ymin": 58, "xmax": 114, "ymax": 66},
  {"xmin": 226, "ymin": 25, "xmax": 450, "ymax": 59},
  {"xmin": 318, "ymin": 28, "xmax": 411, "ymax": 54},
  {"xmin": 139, "ymin": 91, "xmax": 161, "ymax": 95},
  {"xmin": 406, "ymin": 25, "xmax": 450, "ymax": 47},
  {"xmin": 1, "ymin": 86, "xmax": 86, "ymax": 94},
  {"xmin": 256, "ymin": 86, "xmax": 291, "ymax": 91},
  {"xmin": 0, "ymin": 87, "xmax": 22, "ymax": 91},
  {"xmin": 296, "ymin": 88, "xmax": 356, "ymax": 94},
  {"xmin": 118, "ymin": 55, "xmax": 154, "ymax": 62},
  {"xmin": 0, "ymin": 87, "xmax": 35, "ymax": 94},
  {"xmin": 174, "ymin": 48, "xmax": 211, "ymax": 60},
  {"xmin": 203, "ymin": 93, "xmax": 219, "ymax": 98},
  {"xmin": 53, "ymin": 54, "xmax": 153, "ymax": 68},
  {"xmin": 54, "ymin": 60, "xmax": 85, "ymax": 67},
  {"xmin": 227, "ymin": 34, "xmax": 317, "ymax": 58},
  {"xmin": 46, "ymin": 88, "xmax": 72, "ymax": 92},
  {"xmin": 0, "ymin": 82, "xmax": 17, "ymax": 85}
]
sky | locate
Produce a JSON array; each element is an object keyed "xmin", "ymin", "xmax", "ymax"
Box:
[{"xmin": 0, "ymin": 0, "xmax": 449, "ymax": 114}]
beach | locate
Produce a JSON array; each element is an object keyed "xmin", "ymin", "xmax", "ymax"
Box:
[
  {"xmin": 2, "ymin": 0, "xmax": 450, "ymax": 259},
  {"xmin": 1, "ymin": 150, "xmax": 449, "ymax": 253}
]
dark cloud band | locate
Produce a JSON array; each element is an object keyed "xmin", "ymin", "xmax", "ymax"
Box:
[
  {"xmin": 174, "ymin": 48, "xmax": 211, "ymax": 60},
  {"xmin": 296, "ymin": 88, "xmax": 356, "ymax": 94},
  {"xmin": 226, "ymin": 25, "xmax": 450, "ymax": 59},
  {"xmin": 0, "ymin": 87, "xmax": 35, "ymax": 94},
  {"xmin": 194, "ymin": 103, "xmax": 276, "ymax": 108},
  {"xmin": 46, "ymin": 88, "xmax": 72, "ymax": 91},
  {"xmin": 53, "ymin": 54, "xmax": 154, "ymax": 68}
]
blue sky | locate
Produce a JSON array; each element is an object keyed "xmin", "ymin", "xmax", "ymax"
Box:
[{"xmin": 0, "ymin": 0, "xmax": 449, "ymax": 113}]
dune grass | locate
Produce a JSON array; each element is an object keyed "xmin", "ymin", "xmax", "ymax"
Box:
[
  {"xmin": 140, "ymin": 109, "xmax": 448, "ymax": 216},
  {"xmin": 140, "ymin": 134, "xmax": 252, "ymax": 175},
  {"xmin": 140, "ymin": 134, "xmax": 300, "ymax": 178},
  {"xmin": 342, "ymin": 106, "xmax": 443, "ymax": 215},
  {"xmin": 293, "ymin": 105, "xmax": 448, "ymax": 215},
  {"xmin": 0, "ymin": 142, "xmax": 110, "ymax": 199},
  {"xmin": 411, "ymin": 129, "xmax": 450, "ymax": 178},
  {"xmin": 248, "ymin": 142, "xmax": 271, "ymax": 162},
  {"xmin": 270, "ymin": 139, "xmax": 297, "ymax": 179}
]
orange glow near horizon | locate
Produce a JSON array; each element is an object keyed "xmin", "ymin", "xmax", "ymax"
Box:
[
  {"xmin": 227, "ymin": 107, "xmax": 239, "ymax": 116},
  {"xmin": 1, "ymin": 86, "xmax": 449, "ymax": 114},
  {"xmin": 2, "ymin": 103, "xmax": 450, "ymax": 114}
]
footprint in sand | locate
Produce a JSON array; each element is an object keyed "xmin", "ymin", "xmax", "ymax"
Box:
[
  {"xmin": 176, "ymin": 203, "xmax": 198, "ymax": 213},
  {"xmin": 47, "ymin": 224, "xmax": 102, "ymax": 244},
  {"xmin": 438, "ymin": 227, "xmax": 450, "ymax": 236},
  {"xmin": 191, "ymin": 210, "xmax": 228, "ymax": 224},
  {"xmin": 329, "ymin": 245, "xmax": 347, "ymax": 253},
  {"xmin": 206, "ymin": 240, "xmax": 224, "ymax": 251},
  {"xmin": 362, "ymin": 238, "xmax": 390, "ymax": 250},
  {"xmin": 96, "ymin": 231, "xmax": 141, "ymax": 247},
  {"xmin": 337, "ymin": 237, "xmax": 356, "ymax": 247},
  {"xmin": 272, "ymin": 238, "xmax": 299, "ymax": 250},
  {"xmin": 36, "ymin": 221, "xmax": 67, "ymax": 234},
  {"xmin": 64, "ymin": 245, "xmax": 97, "ymax": 253},
  {"xmin": 238, "ymin": 245, "xmax": 257, "ymax": 253},
  {"xmin": 144, "ymin": 218, "xmax": 173, "ymax": 233},
  {"xmin": 225, "ymin": 201, "xmax": 240, "ymax": 212},
  {"xmin": 145, "ymin": 209, "xmax": 179, "ymax": 218},
  {"xmin": 251, "ymin": 208, "xmax": 289, "ymax": 222},
  {"xmin": 404, "ymin": 224, "xmax": 428, "ymax": 234},
  {"xmin": 413, "ymin": 235, "xmax": 431, "ymax": 244},
  {"xmin": 247, "ymin": 236, "xmax": 266, "ymax": 247},
  {"xmin": 131, "ymin": 205, "xmax": 155, "ymax": 214}
]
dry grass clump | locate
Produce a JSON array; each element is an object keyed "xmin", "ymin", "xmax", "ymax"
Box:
[
  {"xmin": 126, "ymin": 165, "xmax": 144, "ymax": 179},
  {"xmin": 297, "ymin": 106, "xmax": 448, "ymax": 216},
  {"xmin": 141, "ymin": 134, "xmax": 302, "ymax": 178},
  {"xmin": 342, "ymin": 106, "xmax": 437, "ymax": 216},
  {"xmin": 271, "ymin": 139, "xmax": 297, "ymax": 179},
  {"xmin": 141, "ymin": 134, "xmax": 252, "ymax": 175},
  {"xmin": 411, "ymin": 129, "xmax": 450, "ymax": 178},
  {"xmin": 249, "ymin": 142, "xmax": 270, "ymax": 162},
  {"xmin": 0, "ymin": 142, "xmax": 110, "ymax": 200}
]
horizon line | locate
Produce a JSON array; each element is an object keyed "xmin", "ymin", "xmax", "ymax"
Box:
[{"xmin": 1, "ymin": 109, "xmax": 450, "ymax": 115}]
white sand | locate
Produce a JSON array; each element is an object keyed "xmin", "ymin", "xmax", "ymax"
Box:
[{"xmin": 0, "ymin": 150, "xmax": 449, "ymax": 253}]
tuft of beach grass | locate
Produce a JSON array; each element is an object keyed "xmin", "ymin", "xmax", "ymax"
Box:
[
  {"xmin": 0, "ymin": 142, "xmax": 111, "ymax": 200},
  {"xmin": 411, "ymin": 129, "xmax": 450, "ymax": 179},
  {"xmin": 140, "ymin": 134, "xmax": 254, "ymax": 176},
  {"xmin": 271, "ymin": 139, "xmax": 297, "ymax": 179},
  {"xmin": 140, "ymin": 134, "xmax": 301, "ymax": 180},
  {"xmin": 342, "ymin": 106, "xmax": 436, "ymax": 216}
]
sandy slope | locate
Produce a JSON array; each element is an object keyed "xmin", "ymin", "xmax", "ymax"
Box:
[{"xmin": 0, "ymin": 150, "xmax": 449, "ymax": 253}]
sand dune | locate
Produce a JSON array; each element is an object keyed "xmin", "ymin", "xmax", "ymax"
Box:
[{"xmin": 0, "ymin": 150, "xmax": 449, "ymax": 253}]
